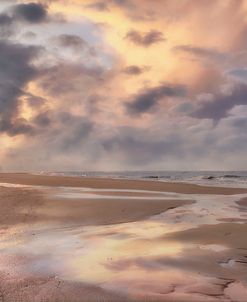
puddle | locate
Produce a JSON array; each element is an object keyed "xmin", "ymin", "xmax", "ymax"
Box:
[
  {"xmin": 151, "ymin": 193, "xmax": 247, "ymax": 228},
  {"xmin": 220, "ymin": 259, "xmax": 236, "ymax": 268},
  {"xmin": 49, "ymin": 187, "xmax": 187, "ymax": 200},
  {"xmin": 199, "ymin": 244, "xmax": 229, "ymax": 252}
]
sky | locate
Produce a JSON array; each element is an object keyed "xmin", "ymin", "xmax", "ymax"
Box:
[{"xmin": 0, "ymin": 0, "xmax": 247, "ymax": 171}]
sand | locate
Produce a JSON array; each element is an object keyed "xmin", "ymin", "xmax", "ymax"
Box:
[
  {"xmin": 236, "ymin": 197, "xmax": 247, "ymax": 207},
  {"xmin": 163, "ymin": 222, "xmax": 247, "ymax": 249},
  {"xmin": 1, "ymin": 172, "xmax": 247, "ymax": 194},
  {"xmin": 0, "ymin": 186, "xmax": 192, "ymax": 228},
  {"xmin": 0, "ymin": 173, "xmax": 247, "ymax": 301}
]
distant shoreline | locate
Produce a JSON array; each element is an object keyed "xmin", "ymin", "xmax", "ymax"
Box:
[{"xmin": 1, "ymin": 173, "xmax": 247, "ymax": 195}]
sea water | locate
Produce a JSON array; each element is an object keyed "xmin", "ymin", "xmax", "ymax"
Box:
[{"xmin": 37, "ymin": 170, "xmax": 247, "ymax": 188}]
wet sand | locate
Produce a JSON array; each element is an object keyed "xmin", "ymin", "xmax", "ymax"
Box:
[
  {"xmin": 236, "ymin": 197, "xmax": 247, "ymax": 207},
  {"xmin": 0, "ymin": 174, "xmax": 247, "ymax": 301},
  {"xmin": 0, "ymin": 185, "xmax": 192, "ymax": 227}
]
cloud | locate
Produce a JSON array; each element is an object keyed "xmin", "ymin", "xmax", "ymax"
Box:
[
  {"xmin": 125, "ymin": 84, "xmax": 186, "ymax": 115},
  {"xmin": 0, "ymin": 13, "xmax": 12, "ymax": 26},
  {"xmin": 58, "ymin": 113, "xmax": 94, "ymax": 148},
  {"xmin": 37, "ymin": 62, "xmax": 105, "ymax": 102},
  {"xmin": 191, "ymin": 83, "xmax": 247, "ymax": 121},
  {"xmin": 173, "ymin": 45, "xmax": 227, "ymax": 62},
  {"xmin": 53, "ymin": 34, "xmax": 96, "ymax": 56},
  {"xmin": 32, "ymin": 111, "xmax": 52, "ymax": 128},
  {"xmin": 85, "ymin": 0, "xmax": 132, "ymax": 12},
  {"xmin": 102, "ymin": 129, "xmax": 184, "ymax": 165},
  {"xmin": 55, "ymin": 34, "xmax": 87, "ymax": 48},
  {"xmin": 122, "ymin": 65, "xmax": 149, "ymax": 75},
  {"xmin": 230, "ymin": 116, "xmax": 247, "ymax": 129},
  {"xmin": 12, "ymin": 2, "xmax": 48, "ymax": 23},
  {"xmin": 0, "ymin": 118, "xmax": 34, "ymax": 137},
  {"xmin": 0, "ymin": 13, "xmax": 14, "ymax": 37},
  {"xmin": 125, "ymin": 29, "xmax": 165, "ymax": 47},
  {"xmin": 1, "ymin": 0, "xmax": 247, "ymax": 171},
  {"xmin": 0, "ymin": 40, "xmax": 41, "ymax": 135},
  {"xmin": 227, "ymin": 68, "xmax": 247, "ymax": 82},
  {"xmin": 25, "ymin": 94, "xmax": 47, "ymax": 108},
  {"xmin": 3, "ymin": 112, "xmax": 96, "ymax": 170},
  {"xmin": 0, "ymin": 2, "xmax": 65, "ymax": 39},
  {"xmin": 86, "ymin": 2, "xmax": 110, "ymax": 11}
]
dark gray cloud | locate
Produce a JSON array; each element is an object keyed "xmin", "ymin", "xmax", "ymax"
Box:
[
  {"xmin": 33, "ymin": 111, "xmax": 52, "ymax": 128},
  {"xmin": 173, "ymin": 45, "xmax": 227, "ymax": 62},
  {"xmin": 0, "ymin": 13, "xmax": 15, "ymax": 37},
  {"xmin": 0, "ymin": 40, "xmax": 41, "ymax": 135},
  {"xmin": 125, "ymin": 29, "xmax": 165, "ymax": 47},
  {"xmin": 191, "ymin": 84, "xmax": 247, "ymax": 120},
  {"xmin": 0, "ymin": 118, "xmax": 34, "ymax": 137},
  {"xmin": 126, "ymin": 84, "xmax": 186, "ymax": 115},
  {"xmin": 122, "ymin": 65, "xmax": 149, "ymax": 75},
  {"xmin": 12, "ymin": 2, "xmax": 48, "ymax": 23},
  {"xmin": 0, "ymin": 2, "xmax": 64, "ymax": 40},
  {"xmin": 0, "ymin": 13, "xmax": 12, "ymax": 26}
]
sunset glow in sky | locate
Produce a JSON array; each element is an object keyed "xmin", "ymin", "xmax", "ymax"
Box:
[{"xmin": 1, "ymin": 0, "xmax": 247, "ymax": 171}]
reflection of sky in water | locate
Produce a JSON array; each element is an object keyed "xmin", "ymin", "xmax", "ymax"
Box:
[
  {"xmin": 0, "ymin": 186, "xmax": 247, "ymax": 298},
  {"xmin": 49, "ymin": 186, "xmax": 187, "ymax": 200},
  {"xmin": 152, "ymin": 193, "xmax": 247, "ymax": 226}
]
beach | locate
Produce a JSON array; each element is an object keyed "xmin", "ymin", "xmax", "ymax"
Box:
[{"xmin": 0, "ymin": 173, "xmax": 247, "ymax": 301}]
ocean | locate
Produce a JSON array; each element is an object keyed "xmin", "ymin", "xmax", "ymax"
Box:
[{"xmin": 37, "ymin": 171, "xmax": 247, "ymax": 188}]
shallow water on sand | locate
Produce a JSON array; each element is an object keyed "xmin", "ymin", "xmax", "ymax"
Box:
[{"xmin": 1, "ymin": 186, "xmax": 247, "ymax": 300}]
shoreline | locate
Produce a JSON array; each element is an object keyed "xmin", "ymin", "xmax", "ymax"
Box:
[{"xmin": 1, "ymin": 173, "xmax": 247, "ymax": 195}]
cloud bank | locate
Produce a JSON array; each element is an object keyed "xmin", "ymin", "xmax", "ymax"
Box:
[{"xmin": 1, "ymin": 0, "xmax": 247, "ymax": 171}]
